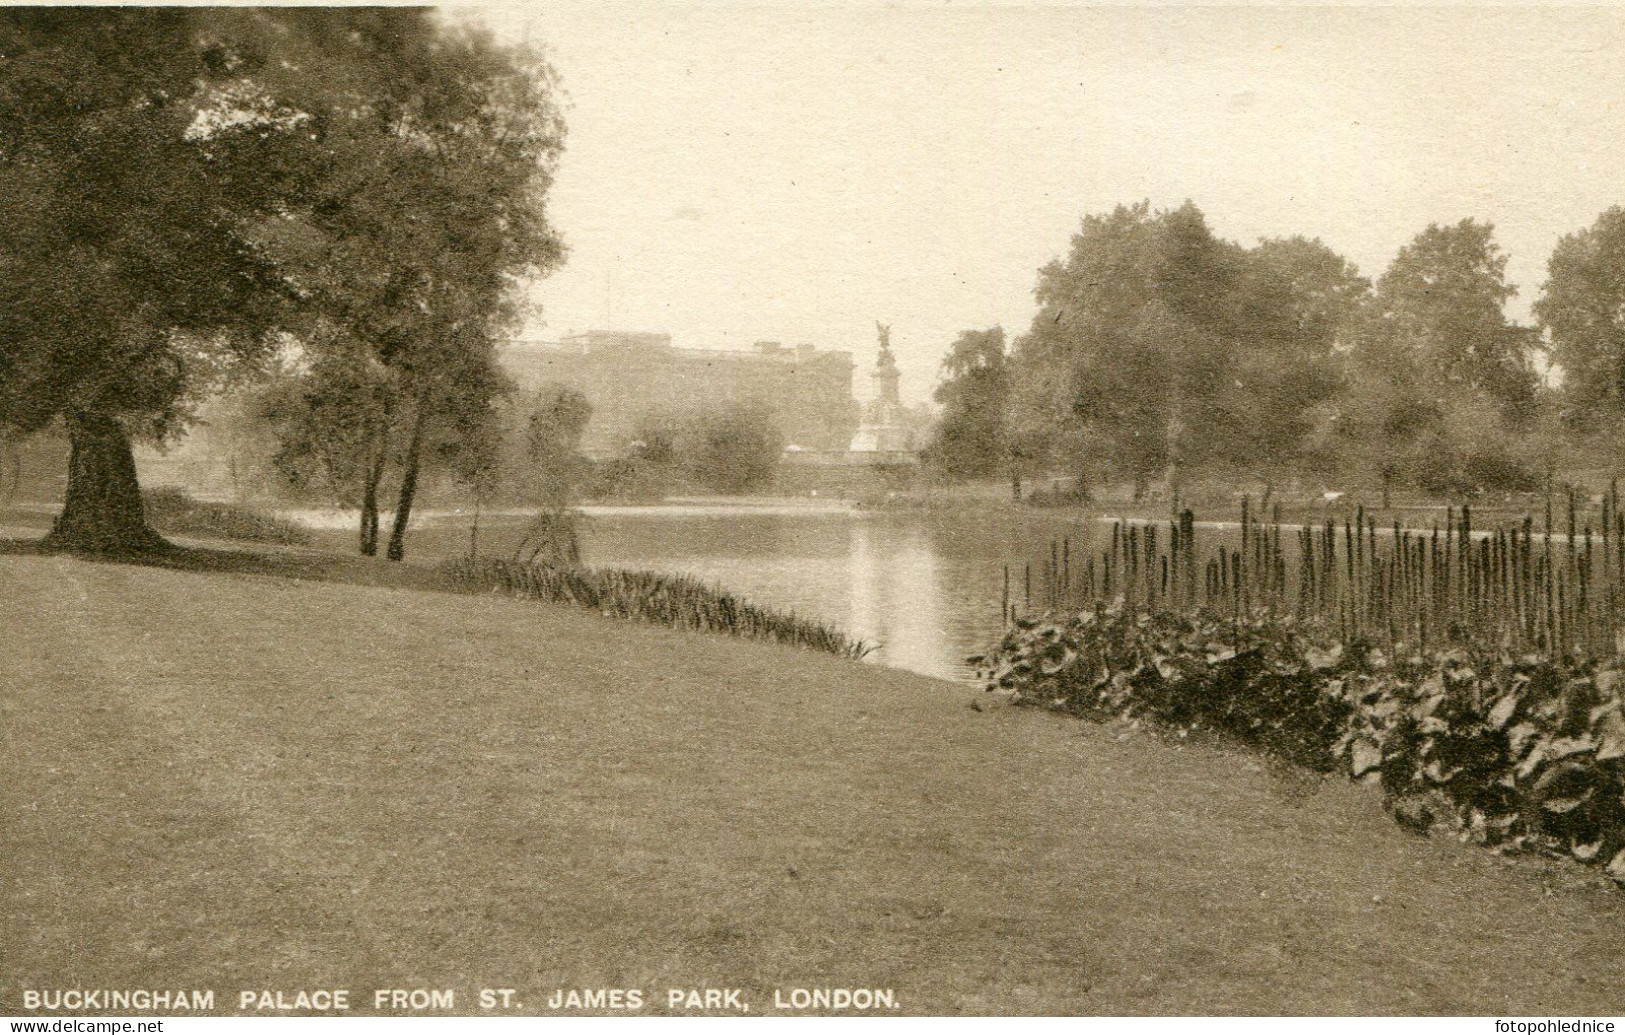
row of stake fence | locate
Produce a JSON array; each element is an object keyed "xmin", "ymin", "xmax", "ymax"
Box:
[{"xmin": 1002, "ymin": 484, "xmax": 1625, "ymax": 660}]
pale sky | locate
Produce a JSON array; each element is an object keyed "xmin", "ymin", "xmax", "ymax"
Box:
[{"xmin": 459, "ymin": 2, "xmax": 1625, "ymax": 404}]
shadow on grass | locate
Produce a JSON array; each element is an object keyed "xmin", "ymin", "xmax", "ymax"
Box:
[{"xmin": 0, "ymin": 530, "xmax": 454, "ymax": 596}]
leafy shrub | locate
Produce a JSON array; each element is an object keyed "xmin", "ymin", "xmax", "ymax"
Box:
[
  {"xmin": 1459, "ymin": 449, "xmax": 1541, "ymax": 494},
  {"xmin": 142, "ymin": 487, "xmax": 312, "ymax": 546},
  {"xmin": 678, "ymin": 404, "xmax": 783, "ymax": 495},
  {"xmin": 623, "ymin": 405, "xmax": 784, "ymax": 497},
  {"xmin": 585, "ymin": 454, "xmax": 672, "ymax": 503},
  {"xmin": 974, "ymin": 604, "xmax": 1625, "ymax": 881},
  {"xmin": 975, "ymin": 609, "xmax": 1351, "ymax": 769}
]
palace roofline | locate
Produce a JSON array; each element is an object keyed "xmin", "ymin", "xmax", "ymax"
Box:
[{"xmin": 501, "ymin": 334, "xmax": 853, "ymax": 366}]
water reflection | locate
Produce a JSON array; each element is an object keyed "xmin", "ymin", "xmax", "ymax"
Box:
[
  {"xmin": 566, "ymin": 509, "xmax": 1067, "ymax": 681},
  {"xmin": 843, "ymin": 522, "xmax": 951, "ymax": 678}
]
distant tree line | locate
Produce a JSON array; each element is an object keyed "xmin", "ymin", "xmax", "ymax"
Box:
[
  {"xmin": 233, "ymin": 379, "xmax": 786, "ymax": 513},
  {"xmin": 927, "ymin": 200, "xmax": 1625, "ymax": 506}
]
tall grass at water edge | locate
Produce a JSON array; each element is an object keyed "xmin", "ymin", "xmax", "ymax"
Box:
[{"xmin": 441, "ymin": 556, "xmax": 874, "ymax": 660}]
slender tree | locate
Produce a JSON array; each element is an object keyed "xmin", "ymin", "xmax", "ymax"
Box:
[
  {"xmin": 521, "ymin": 383, "xmax": 594, "ymax": 507},
  {"xmin": 924, "ymin": 327, "xmax": 1011, "ymax": 481},
  {"xmin": 255, "ymin": 331, "xmax": 400, "ymax": 552},
  {"xmin": 252, "ymin": 19, "xmax": 567, "ymax": 560},
  {"xmin": 1537, "ymin": 207, "xmax": 1625, "ymax": 439},
  {"xmin": 678, "ymin": 404, "xmax": 785, "ymax": 496}
]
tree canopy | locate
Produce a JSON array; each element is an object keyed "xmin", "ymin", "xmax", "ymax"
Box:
[
  {"xmin": 250, "ymin": 16, "xmax": 566, "ymax": 558},
  {"xmin": 923, "ymin": 327, "xmax": 1010, "ymax": 481},
  {"xmin": 1538, "ymin": 207, "xmax": 1625, "ymax": 432},
  {"xmin": 926, "ymin": 201, "xmax": 1583, "ymax": 504},
  {"xmin": 0, "ymin": 9, "xmax": 566, "ymax": 553},
  {"xmin": 1002, "ymin": 201, "xmax": 1372, "ymax": 500}
]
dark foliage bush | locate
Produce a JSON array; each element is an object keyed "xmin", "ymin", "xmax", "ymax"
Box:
[
  {"xmin": 974, "ymin": 604, "xmax": 1625, "ymax": 880},
  {"xmin": 1460, "ymin": 450, "xmax": 1542, "ymax": 494}
]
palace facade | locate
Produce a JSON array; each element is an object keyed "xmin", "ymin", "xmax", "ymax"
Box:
[{"xmin": 499, "ymin": 331, "xmax": 860, "ymax": 457}]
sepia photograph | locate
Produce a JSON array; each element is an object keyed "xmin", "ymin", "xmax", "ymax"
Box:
[{"xmin": 5, "ymin": 0, "xmax": 1625, "ymax": 1021}]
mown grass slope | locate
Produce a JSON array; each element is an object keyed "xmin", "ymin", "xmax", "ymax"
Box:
[{"xmin": 4, "ymin": 551, "xmax": 1625, "ymax": 1015}]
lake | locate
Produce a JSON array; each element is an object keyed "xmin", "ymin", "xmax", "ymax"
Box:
[
  {"xmin": 373, "ymin": 502, "xmax": 1113, "ymax": 682},
  {"xmin": 290, "ymin": 500, "xmax": 1411, "ymax": 681}
]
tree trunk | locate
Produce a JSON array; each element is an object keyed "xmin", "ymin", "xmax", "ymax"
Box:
[
  {"xmin": 2, "ymin": 436, "xmax": 19, "ymax": 501},
  {"xmin": 1163, "ymin": 394, "xmax": 1184, "ymax": 512},
  {"xmin": 46, "ymin": 411, "xmax": 167, "ymax": 554},
  {"xmin": 385, "ymin": 396, "xmax": 430, "ymax": 562},
  {"xmin": 357, "ymin": 430, "xmax": 390, "ymax": 556},
  {"xmin": 359, "ymin": 474, "xmax": 380, "ymax": 556}
]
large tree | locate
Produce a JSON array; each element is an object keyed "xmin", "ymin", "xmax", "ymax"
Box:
[
  {"xmin": 1214, "ymin": 235, "xmax": 1369, "ymax": 487},
  {"xmin": 1373, "ymin": 218, "xmax": 1537, "ymax": 417},
  {"xmin": 0, "ymin": 9, "xmax": 446, "ymax": 552},
  {"xmin": 1336, "ymin": 219, "xmax": 1542, "ymax": 500},
  {"xmin": 1536, "ymin": 206, "xmax": 1625, "ymax": 436},
  {"xmin": 923, "ymin": 327, "xmax": 1011, "ymax": 482},
  {"xmin": 254, "ymin": 18, "xmax": 565, "ymax": 561},
  {"xmin": 1014, "ymin": 201, "xmax": 1242, "ymax": 500}
]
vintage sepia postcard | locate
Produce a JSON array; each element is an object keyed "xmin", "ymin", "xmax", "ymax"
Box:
[{"xmin": 5, "ymin": 0, "xmax": 1625, "ymax": 1023}]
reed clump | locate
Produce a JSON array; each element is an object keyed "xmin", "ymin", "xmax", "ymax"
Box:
[{"xmin": 441, "ymin": 556, "xmax": 874, "ymax": 660}]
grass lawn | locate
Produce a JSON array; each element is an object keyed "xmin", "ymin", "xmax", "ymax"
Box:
[{"xmin": 4, "ymin": 544, "xmax": 1625, "ymax": 1015}]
